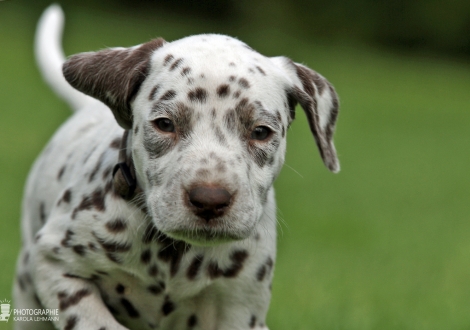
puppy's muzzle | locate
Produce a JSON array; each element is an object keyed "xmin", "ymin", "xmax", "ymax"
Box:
[{"xmin": 187, "ymin": 185, "xmax": 232, "ymax": 221}]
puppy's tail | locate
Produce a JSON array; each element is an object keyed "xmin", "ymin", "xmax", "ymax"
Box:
[{"xmin": 35, "ymin": 4, "xmax": 93, "ymax": 111}]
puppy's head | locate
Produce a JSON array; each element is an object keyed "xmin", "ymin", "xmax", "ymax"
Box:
[{"xmin": 63, "ymin": 34, "xmax": 339, "ymax": 245}]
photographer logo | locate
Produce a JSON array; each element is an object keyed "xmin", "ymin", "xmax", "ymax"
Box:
[
  {"xmin": 0, "ymin": 300, "xmax": 11, "ymax": 322},
  {"xmin": 0, "ymin": 298, "xmax": 60, "ymax": 324}
]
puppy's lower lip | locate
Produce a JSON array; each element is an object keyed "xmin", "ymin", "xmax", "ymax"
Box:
[{"xmin": 168, "ymin": 226, "xmax": 242, "ymax": 241}]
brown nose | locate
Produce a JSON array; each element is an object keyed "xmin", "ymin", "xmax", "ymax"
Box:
[{"xmin": 187, "ymin": 186, "xmax": 232, "ymax": 221}]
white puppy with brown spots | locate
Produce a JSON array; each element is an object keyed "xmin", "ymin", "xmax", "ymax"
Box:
[{"xmin": 14, "ymin": 5, "xmax": 340, "ymax": 330}]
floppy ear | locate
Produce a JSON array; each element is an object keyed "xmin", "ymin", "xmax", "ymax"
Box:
[
  {"xmin": 63, "ymin": 38, "xmax": 166, "ymax": 129},
  {"xmin": 271, "ymin": 57, "xmax": 340, "ymax": 173}
]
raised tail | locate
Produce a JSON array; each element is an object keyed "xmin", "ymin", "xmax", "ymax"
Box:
[{"xmin": 35, "ymin": 5, "xmax": 93, "ymax": 111}]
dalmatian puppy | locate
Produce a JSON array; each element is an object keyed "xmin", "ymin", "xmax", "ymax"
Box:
[{"xmin": 13, "ymin": 5, "xmax": 340, "ymax": 330}]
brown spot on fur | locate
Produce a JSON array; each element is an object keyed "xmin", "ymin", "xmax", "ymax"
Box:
[
  {"xmin": 173, "ymin": 102, "xmax": 194, "ymax": 139},
  {"xmin": 257, "ymin": 257, "xmax": 274, "ymax": 281},
  {"xmin": 207, "ymin": 262, "xmax": 223, "ymax": 279},
  {"xmin": 249, "ymin": 315, "xmax": 257, "ymax": 328},
  {"xmin": 147, "ymin": 285, "xmax": 162, "ymax": 296},
  {"xmin": 257, "ymin": 264, "xmax": 267, "ymax": 281},
  {"xmin": 116, "ymin": 284, "xmax": 125, "ymax": 294},
  {"xmin": 187, "ymin": 255, "xmax": 204, "ymax": 280},
  {"xmin": 216, "ymin": 162, "xmax": 226, "ymax": 173},
  {"xmin": 89, "ymin": 152, "xmax": 106, "ymax": 182},
  {"xmin": 223, "ymin": 98, "xmax": 255, "ymax": 138},
  {"xmin": 17, "ymin": 275, "xmax": 26, "ymax": 291},
  {"xmin": 64, "ymin": 315, "xmax": 79, "ymax": 330},
  {"xmin": 61, "ymin": 230, "xmax": 74, "ymax": 247},
  {"xmin": 148, "ymin": 283, "xmax": 164, "ymax": 295},
  {"xmin": 256, "ymin": 66, "xmax": 266, "ymax": 75},
  {"xmin": 188, "ymin": 314, "xmax": 198, "ymax": 327},
  {"xmin": 141, "ymin": 249, "xmax": 151, "ymax": 264},
  {"xmin": 23, "ymin": 252, "xmax": 29, "ymax": 265},
  {"xmin": 161, "ymin": 296, "xmax": 175, "ymax": 316},
  {"xmin": 169, "ymin": 58, "xmax": 183, "ymax": 71},
  {"xmin": 57, "ymin": 166, "xmax": 66, "ymax": 181},
  {"xmin": 72, "ymin": 188, "xmax": 106, "ymax": 219},
  {"xmin": 93, "ymin": 232, "xmax": 131, "ymax": 253},
  {"xmin": 105, "ymin": 218, "xmax": 127, "ymax": 233},
  {"xmin": 159, "ymin": 90, "xmax": 177, "ymax": 101},
  {"xmin": 266, "ymin": 257, "xmax": 274, "ymax": 269},
  {"xmin": 105, "ymin": 252, "xmax": 122, "ymax": 263},
  {"xmin": 39, "ymin": 202, "xmax": 46, "ymax": 223},
  {"xmin": 229, "ymin": 75, "xmax": 236, "ymax": 82},
  {"xmin": 216, "ymin": 84, "xmax": 230, "ymax": 98},
  {"xmin": 224, "ymin": 250, "xmax": 249, "ymax": 277},
  {"xmin": 121, "ymin": 298, "xmax": 140, "ymax": 318},
  {"xmin": 238, "ymin": 78, "xmax": 250, "ymax": 89},
  {"xmin": 188, "ymin": 88, "xmax": 208, "ymax": 103},
  {"xmin": 102, "ymin": 166, "xmax": 113, "ymax": 180},
  {"xmin": 72, "ymin": 245, "xmax": 86, "ymax": 256},
  {"xmin": 23, "ymin": 273, "xmax": 32, "ymax": 286},
  {"xmin": 163, "ymin": 54, "xmax": 174, "ymax": 66},
  {"xmin": 158, "ymin": 240, "xmax": 190, "ymax": 277},
  {"xmin": 58, "ymin": 289, "xmax": 92, "ymax": 311},
  {"xmin": 109, "ymin": 137, "xmax": 121, "ymax": 149},
  {"xmin": 63, "ymin": 273, "xmax": 83, "ymax": 279},
  {"xmin": 149, "ymin": 85, "xmax": 160, "ymax": 100},
  {"xmin": 148, "ymin": 264, "xmax": 159, "ymax": 277},
  {"xmin": 181, "ymin": 67, "xmax": 191, "ymax": 76}
]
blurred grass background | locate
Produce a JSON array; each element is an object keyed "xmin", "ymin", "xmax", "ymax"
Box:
[{"xmin": 1, "ymin": 1, "xmax": 470, "ymax": 329}]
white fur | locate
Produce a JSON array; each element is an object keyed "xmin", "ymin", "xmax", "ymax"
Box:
[
  {"xmin": 35, "ymin": 4, "xmax": 94, "ymax": 111},
  {"xmin": 14, "ymin": 5, "xmax": 339, "ymax": 330}
]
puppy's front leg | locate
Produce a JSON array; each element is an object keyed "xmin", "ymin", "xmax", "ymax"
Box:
[{"xmin": 30, "ymin": 240, "xmax": 128, "ymax": 330}]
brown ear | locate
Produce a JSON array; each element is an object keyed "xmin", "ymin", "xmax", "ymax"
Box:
[
  {"xmin": 63, "ymin": 38, "xmax": 166, "ymax": 129},
  {"xmin": 271, "ymin": 57, "xmax": 340, "ymax": 173}
]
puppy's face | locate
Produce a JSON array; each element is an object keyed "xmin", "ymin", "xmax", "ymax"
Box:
[
  {"xmin": 63, "ymin": 34, "xmax": 340, "ymax": 246},
  {"xmin": 130, "ymin": 35, "xmax": 290, "ymax": 244}
]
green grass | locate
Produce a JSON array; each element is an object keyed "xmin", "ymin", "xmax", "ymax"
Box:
[{"xmin": 1, "ymin": 3, "xmax": 470, "ymax": 329}]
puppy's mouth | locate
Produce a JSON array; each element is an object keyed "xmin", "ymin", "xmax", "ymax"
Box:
[{"xmin": 167, "ymin": 227, "xmax": 246, "ymax": 246}]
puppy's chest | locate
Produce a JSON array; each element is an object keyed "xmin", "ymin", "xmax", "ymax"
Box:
[
  {"xmin": 77, "ymin": 216, "xmax": 255, "ymax": 329},
  {"xmin": 93, "ymin": 248, "xmax": 208, "ymax": 329}
]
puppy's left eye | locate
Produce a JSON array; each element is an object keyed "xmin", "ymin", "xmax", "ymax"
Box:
[
  {"xmin": 153, "ymin": 118, "xmax": 175, "ymax": 133},
  {"xmin": 251, "ymin": 126, "xmax": 272, "ymax": 141}
]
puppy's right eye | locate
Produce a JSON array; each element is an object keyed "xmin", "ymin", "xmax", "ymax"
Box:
[{"xmin": 153, "ymin": 118, "xmax": 175, "ymax": 133}]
